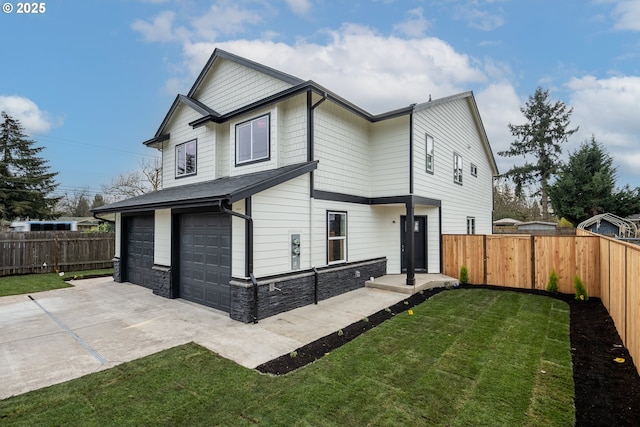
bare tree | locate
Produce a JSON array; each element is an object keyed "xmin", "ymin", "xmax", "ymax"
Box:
[
  {"xmin": 102, "ymin": 158, "xmax": 161, "ymax": 202},
  {"xmin": 57, "ymin": 188, "xmax": 92, "ymax": 217}
]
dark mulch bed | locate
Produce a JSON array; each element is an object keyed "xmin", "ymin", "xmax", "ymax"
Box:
[{"xmin": 257, "ymin": 285, "xmax": 640, "ymax": 426}]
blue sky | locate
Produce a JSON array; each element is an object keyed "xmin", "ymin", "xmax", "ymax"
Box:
[{"xmin": 2, "ymin": 0, "xmax": 640, "ymax": 203}]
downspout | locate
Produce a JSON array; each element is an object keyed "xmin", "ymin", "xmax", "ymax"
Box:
[
  {"xmin": 220, "ymin": 200, "xmax": 258, "ymax": 323},
  {"xmin": 308, "ymin": 91, "xmax": 327, "ymax": 271}
]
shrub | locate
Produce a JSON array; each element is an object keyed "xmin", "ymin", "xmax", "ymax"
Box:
[
  {"xmin": 547, "ymin": 269, "xmax": 559, "ymax": 294},
  {"xmin": 459, "ymin": 265, "xmax": 469, "ymax": 285},
  {"xmin": 574, "ymin": 275, "xmax": 589, "ymax": 301},
  {"xmin": 557, "ymin": 217, "xmax": 573, "ymax": 228}
]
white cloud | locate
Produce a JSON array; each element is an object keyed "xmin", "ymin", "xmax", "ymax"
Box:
[
  {"xmin": 393, "ymin": 7, "xmax": 431, "ymax": 37},
  {"xmin": 567, "ymin": 75, "xmax": 640, "ymax": 183},
  {"xmin": 474, "ymin": 82, "xmax": 523, "ymax": 174},
  {"xmin": 605, "ymin": 0, "xmax": 640, "ymax": 31},
  {"xmin": 0, "ymin": 95, "xmax": 58, "ymax": 135},
  {"xmin": 285, "ymin": 0, "xmax": 313, "ymax": 16},
  {"xmin": 450, "ymin": 1, "xmax": 505, "ymax": 31},
  {"xmin": 131, "ymin": 10, "xmax": 186, "ymax": 43},
  {"xmin": 191, "ymin": 2, "xmax": 263, "ymax": 40},
  {"xmin": 182, "ymin": 24, "xmax": 489, "ymax": 113}
]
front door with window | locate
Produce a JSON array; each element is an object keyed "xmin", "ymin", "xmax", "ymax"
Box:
[{"xmin": 401, "ymin": 216, "xmax": 427, "ymax": 271}]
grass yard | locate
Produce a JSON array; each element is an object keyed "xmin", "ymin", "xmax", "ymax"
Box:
[
  {"xmin": 0, "ymin": 289, "xmax": 575, "ymax": 426},
  {"xmin": 0, "ymin": 269, "xmax": 113, "ymax": 297}
]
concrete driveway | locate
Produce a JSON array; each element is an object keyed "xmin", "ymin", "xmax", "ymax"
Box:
[{"xmin": 0, "ymin": 277, "xmax": 406, "ymax": 400}]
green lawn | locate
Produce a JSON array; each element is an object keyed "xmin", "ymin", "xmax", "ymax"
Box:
[
  {"xmin": 0, "ymin": 269, "xmax": 113, "ymax": 297},
  {"xmin": 0, "ymin": 289, "xmax": 575, "ymax": 426}
]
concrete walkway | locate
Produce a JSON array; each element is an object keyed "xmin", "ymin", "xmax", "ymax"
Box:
[{"xmin": 0, "ymin": 277, "xmax": 409, "ymax": 400}]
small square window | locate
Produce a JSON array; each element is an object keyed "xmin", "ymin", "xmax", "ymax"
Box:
[
  {"xmin": 236, "ymin": 114, "xmax": 270, "ymax": 165},
  {"xmin": 426, "ymin": 133, "xmax": 434, "ymax": 173},
  {"xmin": 471, "ymin": 163, "xmax": 478, "ymax": 177},
  {"xmin": 176, "ymin": 140, "xmax": 197, "ymax": 177},
  {"xmin": 454, "ymin": 152, "xmax": 463, "ymax": 185},
  {"xmin": 327, "ymin": 211, "xmax": 347, "ymax": 263}
]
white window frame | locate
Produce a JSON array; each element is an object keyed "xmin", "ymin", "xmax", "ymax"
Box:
[
  {"xmin": 235, "ymin": 114, "xmax": 270, "ymax": 165},
  {"xmin": 426, "ymin": 133, "xmax": 434, "ymax": 173},
  {"xmin": 175, "ymin": 139, "xmax": 197, "ymax": 177},
  {"xmin": 327, "ymin": 211, "xmax": 347, "ymax": 264},
  {"xmin": 471, "ymin": 163, "xmax": 478, "ymax": 177},
  {"xmin": 467, "ymin": 217, "xmax": 476, "ymax": 234},
  {"xmin": 454, "ymin": 152, "xmax": 463, "ymax": 185}
]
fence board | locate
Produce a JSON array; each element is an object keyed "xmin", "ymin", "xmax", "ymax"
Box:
[
  {"xmin": 599, "ymin": 238, "xmax": 611, "ymax": 311},
  {"xmin": 627, "ymin": 247, "xmax": 640, "ymax": 374},
  {"xmin": 486, "ymin": 235, "xmax": 532, "ymax": 288},
  {"xmin": 608, "ymin": 242, "xmax": 627, "ymax": 342},
  {"xmin": 0, "ymin": 232, "xmax": 115, "ymax": 276},
  {"xmin": 441, "ymin": 235, "xmax": 484, "ymax": 284}
]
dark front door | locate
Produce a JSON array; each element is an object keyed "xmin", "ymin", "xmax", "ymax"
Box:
[
  {"xmin": 179, "ymin": 213, "xmax": 231, "ymax": 312},
  {"xmin": 401, "ymin": 215, "xmax": 427, "ymax": 271}
]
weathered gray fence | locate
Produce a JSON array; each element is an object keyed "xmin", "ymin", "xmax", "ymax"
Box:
[{"xmin": 0, "ymin": 232, "xmax": 115, "ymax": 276}]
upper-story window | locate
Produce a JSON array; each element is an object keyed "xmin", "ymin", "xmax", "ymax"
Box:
[
  {"xmin": 236, "ymin": 114, "xmax": 270, "ymax": 165},
  {"xmin": 470, "ymin": 163, "xmax": 478, "ymax": 177},
  {"xmin": 454, "ymin": 152, "xmax": 463, "ymax": 185},
  {"xmin": 426, "ymin": 133, "xmax": 434, "ymax": 173},
  {"xmin": 176, "ymin": 140, "xmax": 197, "ymax": 177}
]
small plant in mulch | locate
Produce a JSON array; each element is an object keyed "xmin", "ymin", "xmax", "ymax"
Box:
[
  {"xmin": 459, "ymin": 265, "xmax": 469, "ymax": 285},
  {"xmin": 546, "ymin": 269, "xmax": 559, "ymax": 294},
  {"xmin": 289, "ymin": 351, "xmax": 298, "ymax": 358},
  {"xmin": 574, "ymin": 275, "xmax": 589, "ymax": 301}
]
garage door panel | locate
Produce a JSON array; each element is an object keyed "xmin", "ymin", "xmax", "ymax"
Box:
[
  {"xmin": 125, "ymin": 216, "xmax": 154, "ymax": 289},
  {"xmin": 179, "ymin": 213, "xmax": 231, "ymax": 312}
]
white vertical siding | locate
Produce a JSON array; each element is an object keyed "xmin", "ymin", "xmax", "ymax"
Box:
[
  {"xmin": 154, "ymin": 209, "xmax": 172, "ymax": 266},
  {"xmin": 231, "ymin": 200, "xmax": 246, "ymax": 278},
  {"xmin": 216, "ymin": 124, "xmax": 230, "ymax": 178},
  {"xmin": 313, "ymin": 102, "xmax": 370, "ymax": 196},
  {"xmin": 114, "ymin": 212, "xmax": 121, "ymax": 258},
  {"xmin": 370, "ymin": 117, "xmax": 410, "ymax": 197},
  {"xmin": 413, "ymin": 97, "xmax": 494, "ymax": 235},
  {"xmin": 162, "ymin": 103, "xmax": 216, "ymax": 189},
  {"xmin": 194, "ymin": 60, "xmax": 294, "ymax": 115},
  {"xmin": 250, "ymin": 174, "xmax": 311, "ymax": 277}
]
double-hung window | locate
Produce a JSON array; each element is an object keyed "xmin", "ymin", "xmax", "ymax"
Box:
[
  {"xmin": 467, "ymin": 217, "xmax": 476, "ymax": 234},
  {"xmin": 236, "ymin": 114, "xmax": 270, "ymax": 165},
  {"xmin": 327, "ymin": 211, "xmax": 347, "ymax": 263},
  {"xmin": 454, "ymin": 152, "xmax": 463, "ymax": 184},
  {"xmin": 176, "ymin": 140, "xmax": 197, "ymax": 177},
  {"xmin": 426, "ymin": 133, "xmax": 434, "ymax": 173}
]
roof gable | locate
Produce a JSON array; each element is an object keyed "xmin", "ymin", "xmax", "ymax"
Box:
[{"xmin": 414, "ymin": 91, "xmax": 498, "ymax": 176}]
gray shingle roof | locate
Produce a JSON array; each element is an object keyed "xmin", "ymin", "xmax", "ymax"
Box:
[{"xmin": 92, "ymin": 161, "xmax": 318, "ymax": 214}]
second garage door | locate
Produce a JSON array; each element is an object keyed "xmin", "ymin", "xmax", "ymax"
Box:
[{"xmin": 179, "ymin": 213, "xmax": 231, "ymax": 312}]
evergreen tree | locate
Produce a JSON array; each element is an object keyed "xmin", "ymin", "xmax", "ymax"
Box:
[
  {"xmin": 499, "ymin": 87, "xmax": 578, "ymax": 220},
  {"xmin": 548, "ymin": 137, "xmax": 616, "ymax": 225},
  {"xmin": 91, "ymin": 193, "xmax": 106, "ymax": 210},
  {"xmin": 0, "ymin": 112, "xmax": 60, "ymax": 220}
]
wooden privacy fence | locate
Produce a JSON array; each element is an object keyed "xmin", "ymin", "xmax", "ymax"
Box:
[
  {"xmin": 443, "ymin": 232, "xmax": 640, "ymax": 376},
  {"xmin": 0, "ymin": 232, "xmax": 115, "ymax": 276}
]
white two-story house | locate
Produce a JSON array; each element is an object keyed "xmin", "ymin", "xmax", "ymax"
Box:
[{"xmin": 93, "ymin": 49, "xmax": 498, "ymax": 323}]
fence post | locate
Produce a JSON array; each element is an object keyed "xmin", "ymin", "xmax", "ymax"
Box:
[
  {"xmin": 483, "ymin": 235, "xmax": 487, "ymax": 285},
  {"xmin": 530, "ymin": 235, "xmax": 536, "ymax": 289}
]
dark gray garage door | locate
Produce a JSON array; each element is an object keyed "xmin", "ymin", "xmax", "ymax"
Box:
[
  {"xmin": 179, "ymin": 213, "xmax": 231, "ymax": 311},
  {"xmin": 125, "ymin": 216, "xmax": 154, "ymax": 289}
]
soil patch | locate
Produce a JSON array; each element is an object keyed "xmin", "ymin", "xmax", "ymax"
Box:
[{"xmin": 256, "ymin": 285, "xmax": 640, "ymax": 426}]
